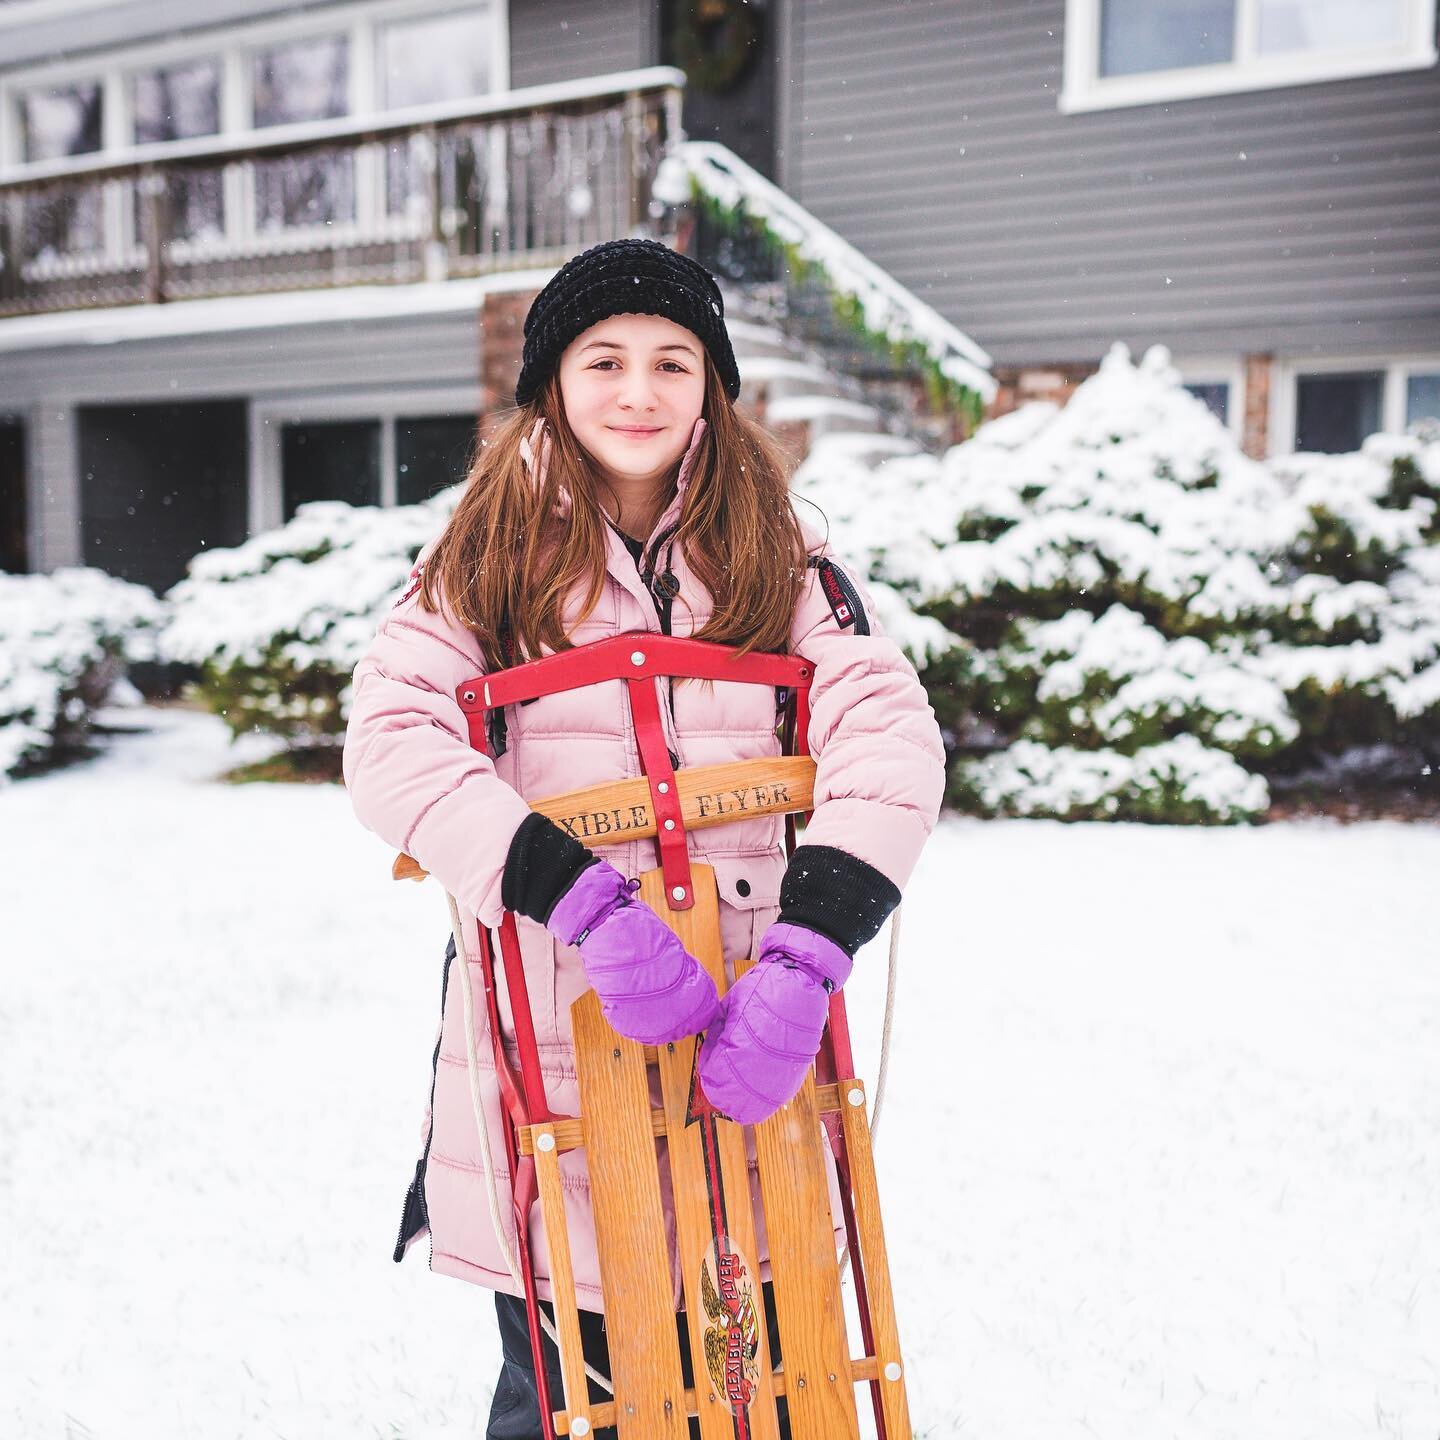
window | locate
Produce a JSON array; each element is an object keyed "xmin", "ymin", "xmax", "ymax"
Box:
[
  {"xmin": 1408, "ymin": 374, "xmax": 1440, "ymax": 426},
  {"xmin": 132, "ymin": 59, "xmax": 223, "ymax": 241},
  {"xmin": 378, "ymin": 8, "xmax": 494, "ymax": 110},
  {"xmin": 282, "ymin": 421, "xmax": 381, "ymax": 520},
  {"xmin": 1294, "ymin": 371, "xmax": 1383, "ymax": 454},
  {"xmin": 396, "ymin": 415, "xmax": 476, "ymax": 504},
  {"xmin": 1063, "ymin": 0, "xmax": 1438, "ymax": 111},
  {"xmin": 251, "ymin": 34, "xmax": 350, "ymax": 129},
  {"xmin": 251, "ymin": 33, "xmax": 353, "ymax": 231},
  {"xmin": 3, "ymin": 5, "xmax": 506, "ymax": 174},
  {"xmin": 1183, "ymin": 381, "xmax": 1231, "ymax": 425},
  {"xmin": 1257, "ymin": 0, "xmax": 1408, "ymax": 55},
  {"xmin": 1100, "ymin": 0, "xmax": 1233, "ymax": 76},
  {"xmin": 131, "ymin": 58, "xmax": 220, "ymax": 144},
  {"xmin": 18, "ymin": 80, "xmax": 102, "ymax": 162}
]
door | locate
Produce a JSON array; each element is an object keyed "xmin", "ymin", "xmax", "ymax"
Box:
[
  {"xmin": 0, "ymin": 419, "xmax": 25, "ymax": 574},
  {"xmin": 661, "ymin": 0, "xmax": 779, "ymax": 180},
  {"xmin": 78, "ymin": 401, "xmax": 248, "ymax": 594}
]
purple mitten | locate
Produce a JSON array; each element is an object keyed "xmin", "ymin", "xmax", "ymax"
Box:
[
  {"xmin": 547, "ymin": 862, "xmax": 721, "ymax": 1045},
  {"xmin": 697, "ymin": 922, "xmax": 854, "ymax": 1125}
]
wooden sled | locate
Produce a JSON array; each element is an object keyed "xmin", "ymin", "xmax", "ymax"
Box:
[{"xmin": 394, "ymin": 634, "xmax": 911, "ymax": 1440}]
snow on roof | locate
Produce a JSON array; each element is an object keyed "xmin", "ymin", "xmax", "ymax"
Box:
[{"xmin": 0, "ymin": 271, "xmax": 555, "ymax": 354}]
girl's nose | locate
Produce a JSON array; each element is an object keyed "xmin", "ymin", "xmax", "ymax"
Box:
[{"xmin": 618, "ymin": 372, "xmax": 658, "ymax": 410}]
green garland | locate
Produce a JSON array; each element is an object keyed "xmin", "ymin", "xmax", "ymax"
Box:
[
  {"xmin": 671, "ymin": 0, "xmax": 758, "ymax": 94},
  {"xmin": 690, "ymin": 185, "xmax": 986, "ymax": 429}
]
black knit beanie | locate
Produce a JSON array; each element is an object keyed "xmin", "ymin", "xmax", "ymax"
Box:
[{"xmin": 514, "ymin": 237, "xmax": 741, "ymax": 407}]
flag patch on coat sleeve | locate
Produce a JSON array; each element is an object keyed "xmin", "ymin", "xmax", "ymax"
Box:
[{"xmin": 812, "ymin": 557, "xmax": 870, "ymax": 635}]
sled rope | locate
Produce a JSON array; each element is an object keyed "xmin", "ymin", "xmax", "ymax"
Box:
[{"xmin": 446, "ymin": 889, "xmax": 903, "ymax": 1398}]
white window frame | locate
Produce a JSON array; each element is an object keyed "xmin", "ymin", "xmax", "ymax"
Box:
[
  {"xmin": 0, "ymin": 0, "xmax": 509, "ymax": 174},
  {"xmin": 1272, "ymin": 355, "xmax": 1440, "ymax": 456},
  {"xmin": 249, "ymin": 386, "xmax": 477, "ymax": 533},
  {"xmin": 1174, "ymin": 357, "xmax": 1245, "ymax": 439},
  {"xmin": 1061, "ymin": 0, "xmax": 1439, "ymax": 113}
]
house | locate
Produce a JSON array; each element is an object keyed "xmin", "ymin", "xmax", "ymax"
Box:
[{"xmin": 1, "ymin": 0, "xmax": 1436, "ymax": 591}]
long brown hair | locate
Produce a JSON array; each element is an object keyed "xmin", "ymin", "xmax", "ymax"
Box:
[{"xmin": 418, "ymin": 357, "xmax": 808, "ymax": 667}]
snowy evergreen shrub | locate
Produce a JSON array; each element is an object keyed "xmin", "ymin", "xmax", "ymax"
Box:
[
  {"xmin": 794, "ymin": 344, "xmax": 1440, "ymax": 823},
  {"xmin": 953, "ymin": 735, "xmax": 1269, "ymax": 825},
  {"xmin": 160, "ymin": 495, "xmax": 454, "ymax": 745},
  {"xmin": 0, "ymin": 567, "xmax": 163, "ymax": 779}
]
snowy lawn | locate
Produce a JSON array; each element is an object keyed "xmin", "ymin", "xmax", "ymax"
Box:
[{"xmin": 3, "ymin": 706, "xmax": 1437, "ymax": 1440}]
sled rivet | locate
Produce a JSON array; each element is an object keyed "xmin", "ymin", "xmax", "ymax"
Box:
[
  {"xmin": 672, "ymin": 885, "xmax": 687, "ymax": 901},
  {"xmin": 657, "ymin": 781, "xmax": 670, "ymax": 794},
  {"xmin": 630, "ymin": 650, "xmax": 646, "ymax": 666},
  {"xmin": 884, "ymin": 1362, "xmax": 903, "ymax": 1383},
  {"xmin": 796, "ymin": 1377, "xmax": 806, "ymax": 1389},
  {"xmin": 462, "ymin": 691, "xmax": 475, "ymax": 703},
  {"xmin": 536, "ymin": 1132, "xmax": 555, "ymax": 1153},
  {"xmin": 664, "ymin": 819, "xmax": 676, "ymax": 831},
  {"xmin": 572, "ymin": 1419, "xmax": 591, "ymax": 1436},
  {"xmin": 847, "ymin": 1087, "xmax": 865, "ymax": 1107}
]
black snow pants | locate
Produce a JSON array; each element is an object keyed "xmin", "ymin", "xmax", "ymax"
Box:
[{"xmin": 486, "ymin": 1285, "xmax": 792, "ymax": 1439}]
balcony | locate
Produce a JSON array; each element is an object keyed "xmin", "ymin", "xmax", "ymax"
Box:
[{"xmin": 0, "ymin": 68, "xmax": 682, "ymax": 320}]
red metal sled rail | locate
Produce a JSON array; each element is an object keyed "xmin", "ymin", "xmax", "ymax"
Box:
[{"xmin": 389, "ymin": 634, "xmax": 909, "ymax": 1440}]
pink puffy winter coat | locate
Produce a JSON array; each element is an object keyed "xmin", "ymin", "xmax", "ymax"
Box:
[{"xmin": 342, "ymin": 452, "xmax": 946, "ymax": 1309}]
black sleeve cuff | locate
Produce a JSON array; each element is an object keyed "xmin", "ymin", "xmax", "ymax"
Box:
[
  {"xmin": 777, "ymin": 844, "xmax": 902, "ymax": 958},
  {"xmin": 501, "ymin": 814, "xmax": 599, "ymax": 923}
]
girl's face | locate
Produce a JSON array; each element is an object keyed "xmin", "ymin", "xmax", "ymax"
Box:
[{"xmin": 557, "ymin": 313, "xmax": 707, "ymax": 491}]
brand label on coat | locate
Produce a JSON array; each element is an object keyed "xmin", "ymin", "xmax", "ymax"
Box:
[
  {"xmin": 393, "ymin": 562, "xmax": 424, "ymax": 608},
  {"xmin": 814, "ymin": 557, "xmax": 869, "ymax": 634}
]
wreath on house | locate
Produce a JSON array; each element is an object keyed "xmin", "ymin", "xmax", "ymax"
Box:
[{"xmin": 671, "ymin": 0, "xmax": 759, "ymax": 93}]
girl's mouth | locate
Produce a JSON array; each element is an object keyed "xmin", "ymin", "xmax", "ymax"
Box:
[{"xmin": 609, "ymin": 425, "xmax": 663, "ymax": 438}]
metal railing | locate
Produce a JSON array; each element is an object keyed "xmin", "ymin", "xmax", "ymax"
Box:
[{"xmin": 0, "ymin": 67, "xmax": 684, "ymax": 318}]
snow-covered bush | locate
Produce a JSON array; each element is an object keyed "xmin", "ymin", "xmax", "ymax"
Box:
[
  {"xmin": 794, "ymin": 344, "xmax": 1440, "ymax": 823},
  {"xmin": 160, "ymin": 495, "xmax": 455, "ymax": 745},
  {"xmin": 0, "ymin": 567, "xmax": 163, "ymax": 779}
]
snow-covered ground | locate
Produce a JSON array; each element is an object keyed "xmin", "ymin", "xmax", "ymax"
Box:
[{"xmin": 3, "ymin": 707, "xmax": 1437, "ymax": 1440}]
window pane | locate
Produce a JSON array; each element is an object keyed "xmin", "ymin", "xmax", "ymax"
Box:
[
  {"xmin": 251, "ymin": 35, "xmax": 353, "ymax": 230},
  {"xmin": 20, "ymin": 82, "xmax": 103, "ymax": 162},
  {"xmin": 1257, "ymin": 0, "xmax": 1407, "ymax": 55},
  {"xmin": 1407, "ymin": 374, "xmax": 1440, "ymax": 425},
  {"xmin": 380, "ymin": 9, "xmax": 493, "ymax": 109},
  {"xmin": 282, "ymin": 421, "xmax": 380, "ymax": 520},
  {"xmin": 1184, "ymin": 381, "xmax": 1230, "ymax": 425},
  {"xmin": 1100, "ymin": 0, "xmax": 1235, "ymax": 76},
  {"xmin": 396, "ymin": 415, "xmax": 476, "ymax": 505},
  {"xmin": 252, "ymin": 34, "xmax": 350, "ymax": 127},
  {"xmin": 1294, "ymin": 372, "xmax": 1383, "ymax": 454},
  {"xmin": 132, "ymin": 58, "xmax": 220, "ymax": 144}
]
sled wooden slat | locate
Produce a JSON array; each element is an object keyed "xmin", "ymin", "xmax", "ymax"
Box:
[
  {"xmin": 517, "ymin": 1082, "xmax": 849, "ymax": 1156},
  {"xmin": 532, "ymin": 1124, "xmax": 595, "ymax": 1440},
  {"xmin": 837, "ymin": 1079, "xmax": 912, "ymax": 1440},
  {"xmin": 579, "ymin": 1357, "xmax": 884, "ymax": 1434},
  {"xmin": 571, "ymin": 991, "xmax": 689, "ymax": 1439},
  {"xmin": 392, "ymin": 756, "xmax": 817, "ymax": 882},
  {"xmin": 641, "ymin": 865, "xmax": 782, "ymax": 1440},
  {"xmin": 752, "ymin": 1059, "xmax": 862, "ymax": 1440}
]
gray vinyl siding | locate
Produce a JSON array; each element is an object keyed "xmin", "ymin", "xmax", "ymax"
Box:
[
  {"xmin": 781, "ymin": 0, "xmax": 1440, "ymax": 364},
  {"xmin": 0, "ymin": 311, "xmax": 480, "ymax": 406},
  {"xmin": 509, "ymin": 0, "xmax": 654, "ymax": 87}
]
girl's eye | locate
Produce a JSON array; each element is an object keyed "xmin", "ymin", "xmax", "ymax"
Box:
[{"xmin": 589, "ymin": 358, "xmax": 689, "ymax": 373}]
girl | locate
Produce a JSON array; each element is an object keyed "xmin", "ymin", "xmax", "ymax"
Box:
[{"xmin": 343, "ymin": 237, "xmax": 945, "ymax": 1438}]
